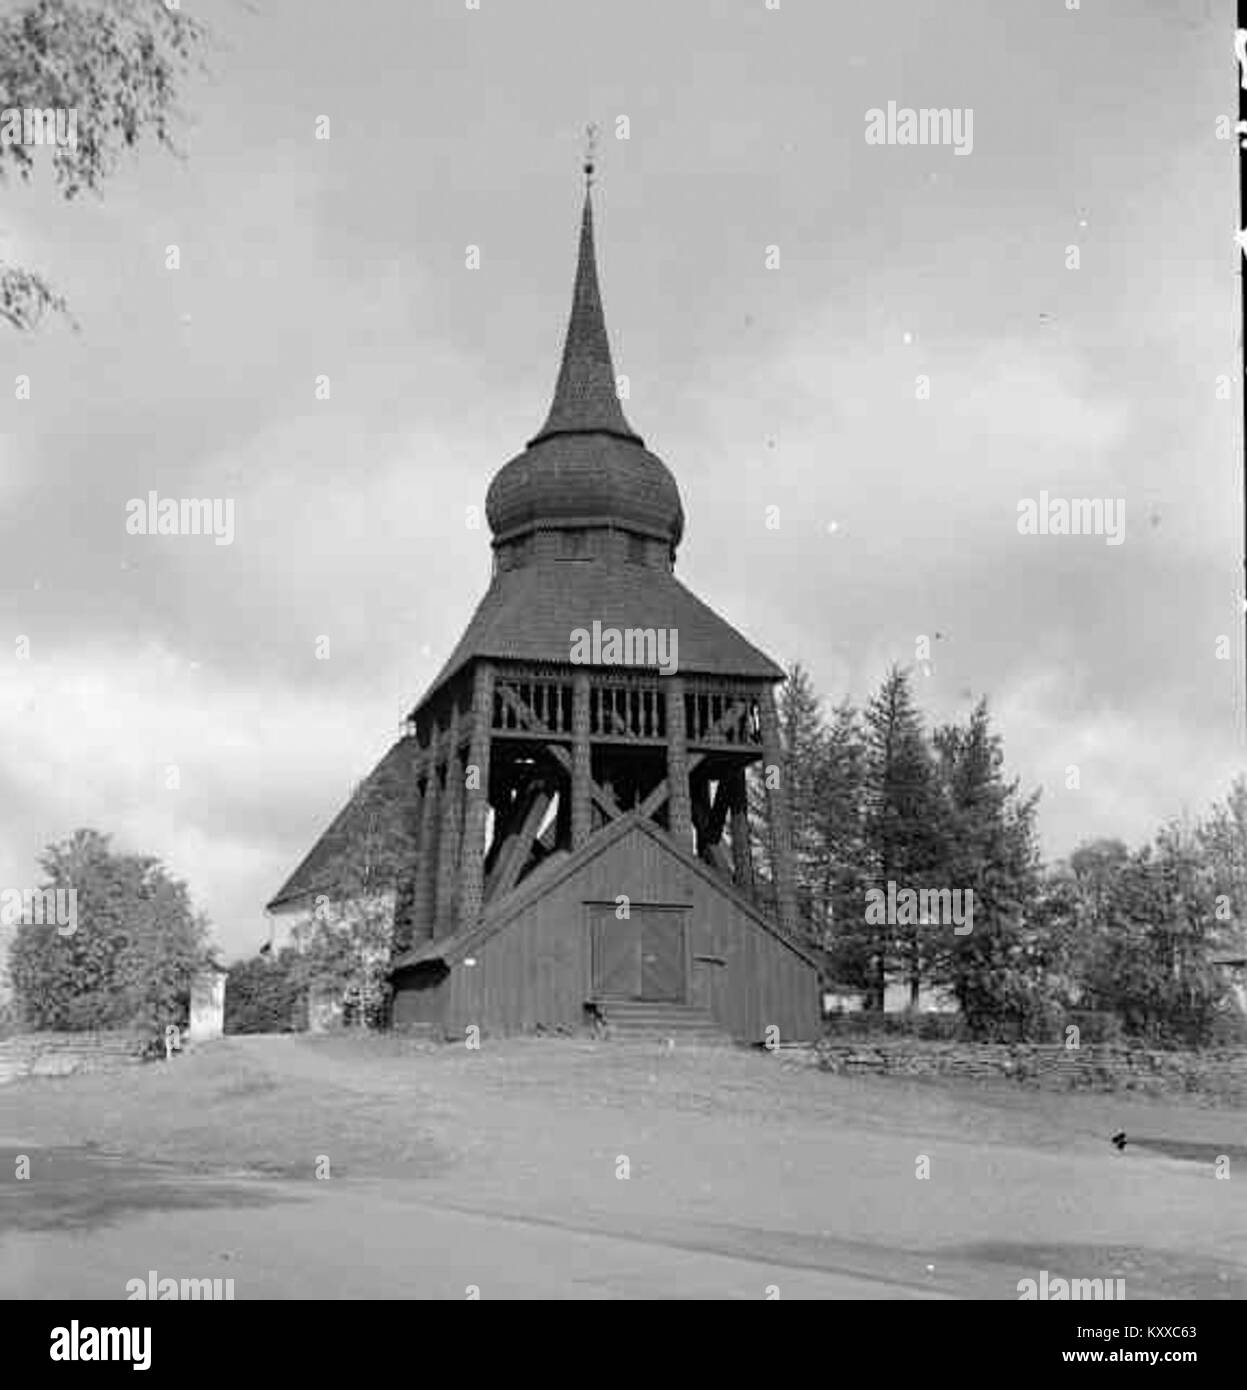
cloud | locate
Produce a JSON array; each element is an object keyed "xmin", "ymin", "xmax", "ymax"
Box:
[{"xmin": 0, "ymin": 641, "xmax": 406, "ymax": 959}]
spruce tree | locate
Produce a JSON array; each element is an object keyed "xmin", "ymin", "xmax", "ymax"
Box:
[
  {"xmin": 818, "ymin": 700, "xmax": 870, "ymax": 978},
  {"xmin": 933, "ymin": 699, "xmax": 1042, "ymax": 1036},
  {"xmin": 860, "ymin": 667, "xmax": 945, "ymax": 1011},
  {"xmin": 750, "ymin": 662, "xmax": 829, "ymax": 942}
]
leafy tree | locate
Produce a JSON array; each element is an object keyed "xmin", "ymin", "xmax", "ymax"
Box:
[
  {"xmin": 1069, "ymin": 838, "xmax": 1131, "ymax": 927},
  {"xmin": 1024, "ymin": 864, "xmax": 1089, "ymax": 1014},
  {"xmin": 7, "ymin": 828, "xmax": 211, "ymax": 1045},
  {"xmin": 1083, "ymin": 827, "xmax": 1228, "ymax": 1046},
  {"xmin": 1054, "ymin": 822, "xmax": 1236, "ymax": 1047},
  {"xmin": 0, "ymin": 0, "xmax": 206, "ymax": 329},
  {"xmin": 290, "ymin": 760, "xmax": 422, "ymax": 1029},
  {"xmin": 1199, "ymin": 775, "xmax": 1247, "ymax": 953}
]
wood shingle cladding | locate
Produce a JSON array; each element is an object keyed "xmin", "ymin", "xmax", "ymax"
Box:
[
  {"xmin": 528, "ymin": 193, "xmax": 644, "ymax": 447},
  {"xmin": 486, "ymin": 195, "xmax": 684, "ymax": 552},
  {"xmin": 487, "ymin": 433, "xmax": 684, "ymax": 547},
  {"xmin": 417, "ymin": 557, "xmax": 783, "ymax": 710}
]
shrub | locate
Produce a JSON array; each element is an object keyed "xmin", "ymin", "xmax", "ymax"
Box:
[{"xmin": 224, "ymin": 952, "xmax": 300, "ymax": 1034}]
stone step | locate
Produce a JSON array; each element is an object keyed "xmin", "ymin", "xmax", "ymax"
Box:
[
  {"xmin": 604, "ymin": 1018, "xmax": 723, "ymax": 1030},
  {"xmin": 599, "ymin": 1008, "xmax": 711, "ymax": 1019},
  {"xmin": 594, "ymin": 1001, "xmax": 732, "ymax": 1043},
  {"xmin": 598, "ymin": 1004, "xmax": 717, "ymax": 1015}
]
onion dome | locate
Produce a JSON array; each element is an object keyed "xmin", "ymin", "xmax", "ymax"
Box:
[{"xmin": 485, "ymin": 190, "xmax": 685, "ymax": 550}]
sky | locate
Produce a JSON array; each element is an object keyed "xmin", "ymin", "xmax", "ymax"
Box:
[{"xmin": 0, "ymin": 0, "xmax": 1239, "ymax": 964}]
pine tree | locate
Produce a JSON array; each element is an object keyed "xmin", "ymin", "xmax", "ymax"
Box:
[
  {"xmin": 750, "ymin": 662, "xmax": 829, "ymax": 941},
  {"xmin": 782, "ymin": 663, "xmax": 830, "ymax": 930},
  {"xmin": 934, "ymin": 699, "xmax": 1042, "ymax": 1037},
  {"xmin": 817, "ymin": 700, "xmax": 870, "ymax": 974},
  {"xmin": 859, "ymin": 667, "xmax": 945, "ymax": 1011}
]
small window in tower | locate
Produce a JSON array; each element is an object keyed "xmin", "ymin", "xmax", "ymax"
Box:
[
  {"xmin": 627, "ymin": 535, "xmax": 647, "ymax": 566},
  {"xmin": 560, "ymin": 531, "xmax": 587, "ymax": 561}
]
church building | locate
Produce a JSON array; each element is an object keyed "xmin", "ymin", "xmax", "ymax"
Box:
[{"xmin": 268, "ymin": 168, "xmax": 821, "ymax": 1043}]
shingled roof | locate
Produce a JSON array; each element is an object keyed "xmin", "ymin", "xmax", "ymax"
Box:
[
  {"xmin": 266, "ymin": 738, "xmax": 421, "ymax": 912},
  {"xmin": 415, "ymin": 557, "xmax": 784, "ymax": 712},
  {"xmin": 529, "ymin": 191, "xmax": 642, "ymax": 446},
  {"xmin": 486, "ymin": 189, "xmax": 685, "ymax": 549},
  {"xmin": 268, "ymin": 179, "xmax": 787, "ymax": 917}
]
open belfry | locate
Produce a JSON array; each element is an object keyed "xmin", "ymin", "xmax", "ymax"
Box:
[{"xmin": 269, "ymin": 162, "xmax": 821, "ymax": 1043}]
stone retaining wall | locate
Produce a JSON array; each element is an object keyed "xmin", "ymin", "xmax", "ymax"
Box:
[
  {"xmin": 776, "ymin": 1040, "xmax": 1247, "ymax": 1106},
  {"xmin": 0, "ymin": 1031, "xmax": 145, "ymax": 1085}
]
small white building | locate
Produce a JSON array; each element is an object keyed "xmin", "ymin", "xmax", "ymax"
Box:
[
  {"xmin": 883, "ymin": 981, "xmax": 959, "ymax": 1014},
  {"xmin": 188, "ymin": 963, "xmax": 229, "ymax": 1042}
]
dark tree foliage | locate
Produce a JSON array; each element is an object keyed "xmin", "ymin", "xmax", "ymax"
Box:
[
  {"xmin": 770, "ymin": 660, "xmax": 1241, "ymax": 1046},
  {"xmin": 816, "ymin": 700, "xmax": 869, "ymax": 973},
  {"xmin": 752, "ymin": 663, "xmax": 829, "ymax": 934},
  {"xmin": 932, "ymin": 699, "xmax": 1043, "ymax": 1038},
  {"xmin": 224, "ymin": 949, "xmax": 301, "ymax": 1035},
  {"xmin": 859, "ymin": 667, "xmax": 946, "ymax": 1011},
  {"xmin": 6, "ymin": 828, "xmax": 211, "ymax": 1045},
  {"xmin": 1075, "ymin": 826, "xmax": 1230, "ymax": 1047}
]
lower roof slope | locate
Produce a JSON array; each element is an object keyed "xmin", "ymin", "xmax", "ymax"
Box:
[
  {"xmin": 266, "ymin": 738, "xmax": 419, "ymax": 912},
  {"xmin": 417, "ymin": 557, "xmax": 783, "ymax": 711}
]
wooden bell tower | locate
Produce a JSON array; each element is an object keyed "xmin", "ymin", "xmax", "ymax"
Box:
[{"xmin": 396, "ymin": 167, "xmax": 797, "ymax": 950}]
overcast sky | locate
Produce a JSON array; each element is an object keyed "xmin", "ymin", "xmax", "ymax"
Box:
[{"xmin": 0, "ymin": 0, "xmax": 1238, "ymax": 963}]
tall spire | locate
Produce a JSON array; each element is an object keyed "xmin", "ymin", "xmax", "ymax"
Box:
[{"xmin": 529, "ymin": 142, "xmax": 642, "ymax": 446}]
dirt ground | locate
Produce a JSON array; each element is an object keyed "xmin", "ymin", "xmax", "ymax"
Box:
[{"xmin": 1, "ymin": 1034, "xmax": 1244, "ymax": 1299}]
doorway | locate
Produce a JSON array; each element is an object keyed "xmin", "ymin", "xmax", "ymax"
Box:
[{"xmin": 589, "ymin": 905, "xmax": 687, "ymax": 1002}]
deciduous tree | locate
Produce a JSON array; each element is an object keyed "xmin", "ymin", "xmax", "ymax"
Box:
[
  {"xmin": 0, "ymin": 0, "xmax": 205, "ymax": 329},
  {"xmin": 7, "ymin": 828, "xmax": 211, "ymax": 1046}
]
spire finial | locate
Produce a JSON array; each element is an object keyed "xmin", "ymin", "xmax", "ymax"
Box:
[
  {"xmin": 583, "ymin": 121, "xmax": 599, "ymax": 187},
  {"xmin": 526, "ymin": 148, "xmax": 642, "ymax": 447}
]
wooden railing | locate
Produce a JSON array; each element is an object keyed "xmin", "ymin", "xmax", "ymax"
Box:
[{"xmin": 488, "ymin": 667, "xmax": 764, "ymax": 748}]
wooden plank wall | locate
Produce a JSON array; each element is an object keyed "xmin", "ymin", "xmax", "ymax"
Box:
[{"xmin": 444, "ymin": 828, "xmax": 820, "ymax": 1042}]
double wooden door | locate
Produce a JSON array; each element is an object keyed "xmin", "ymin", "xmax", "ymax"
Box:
[{"xmin": 590, "ymin": 905, "xmax": 686, "ymax": 1002}]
